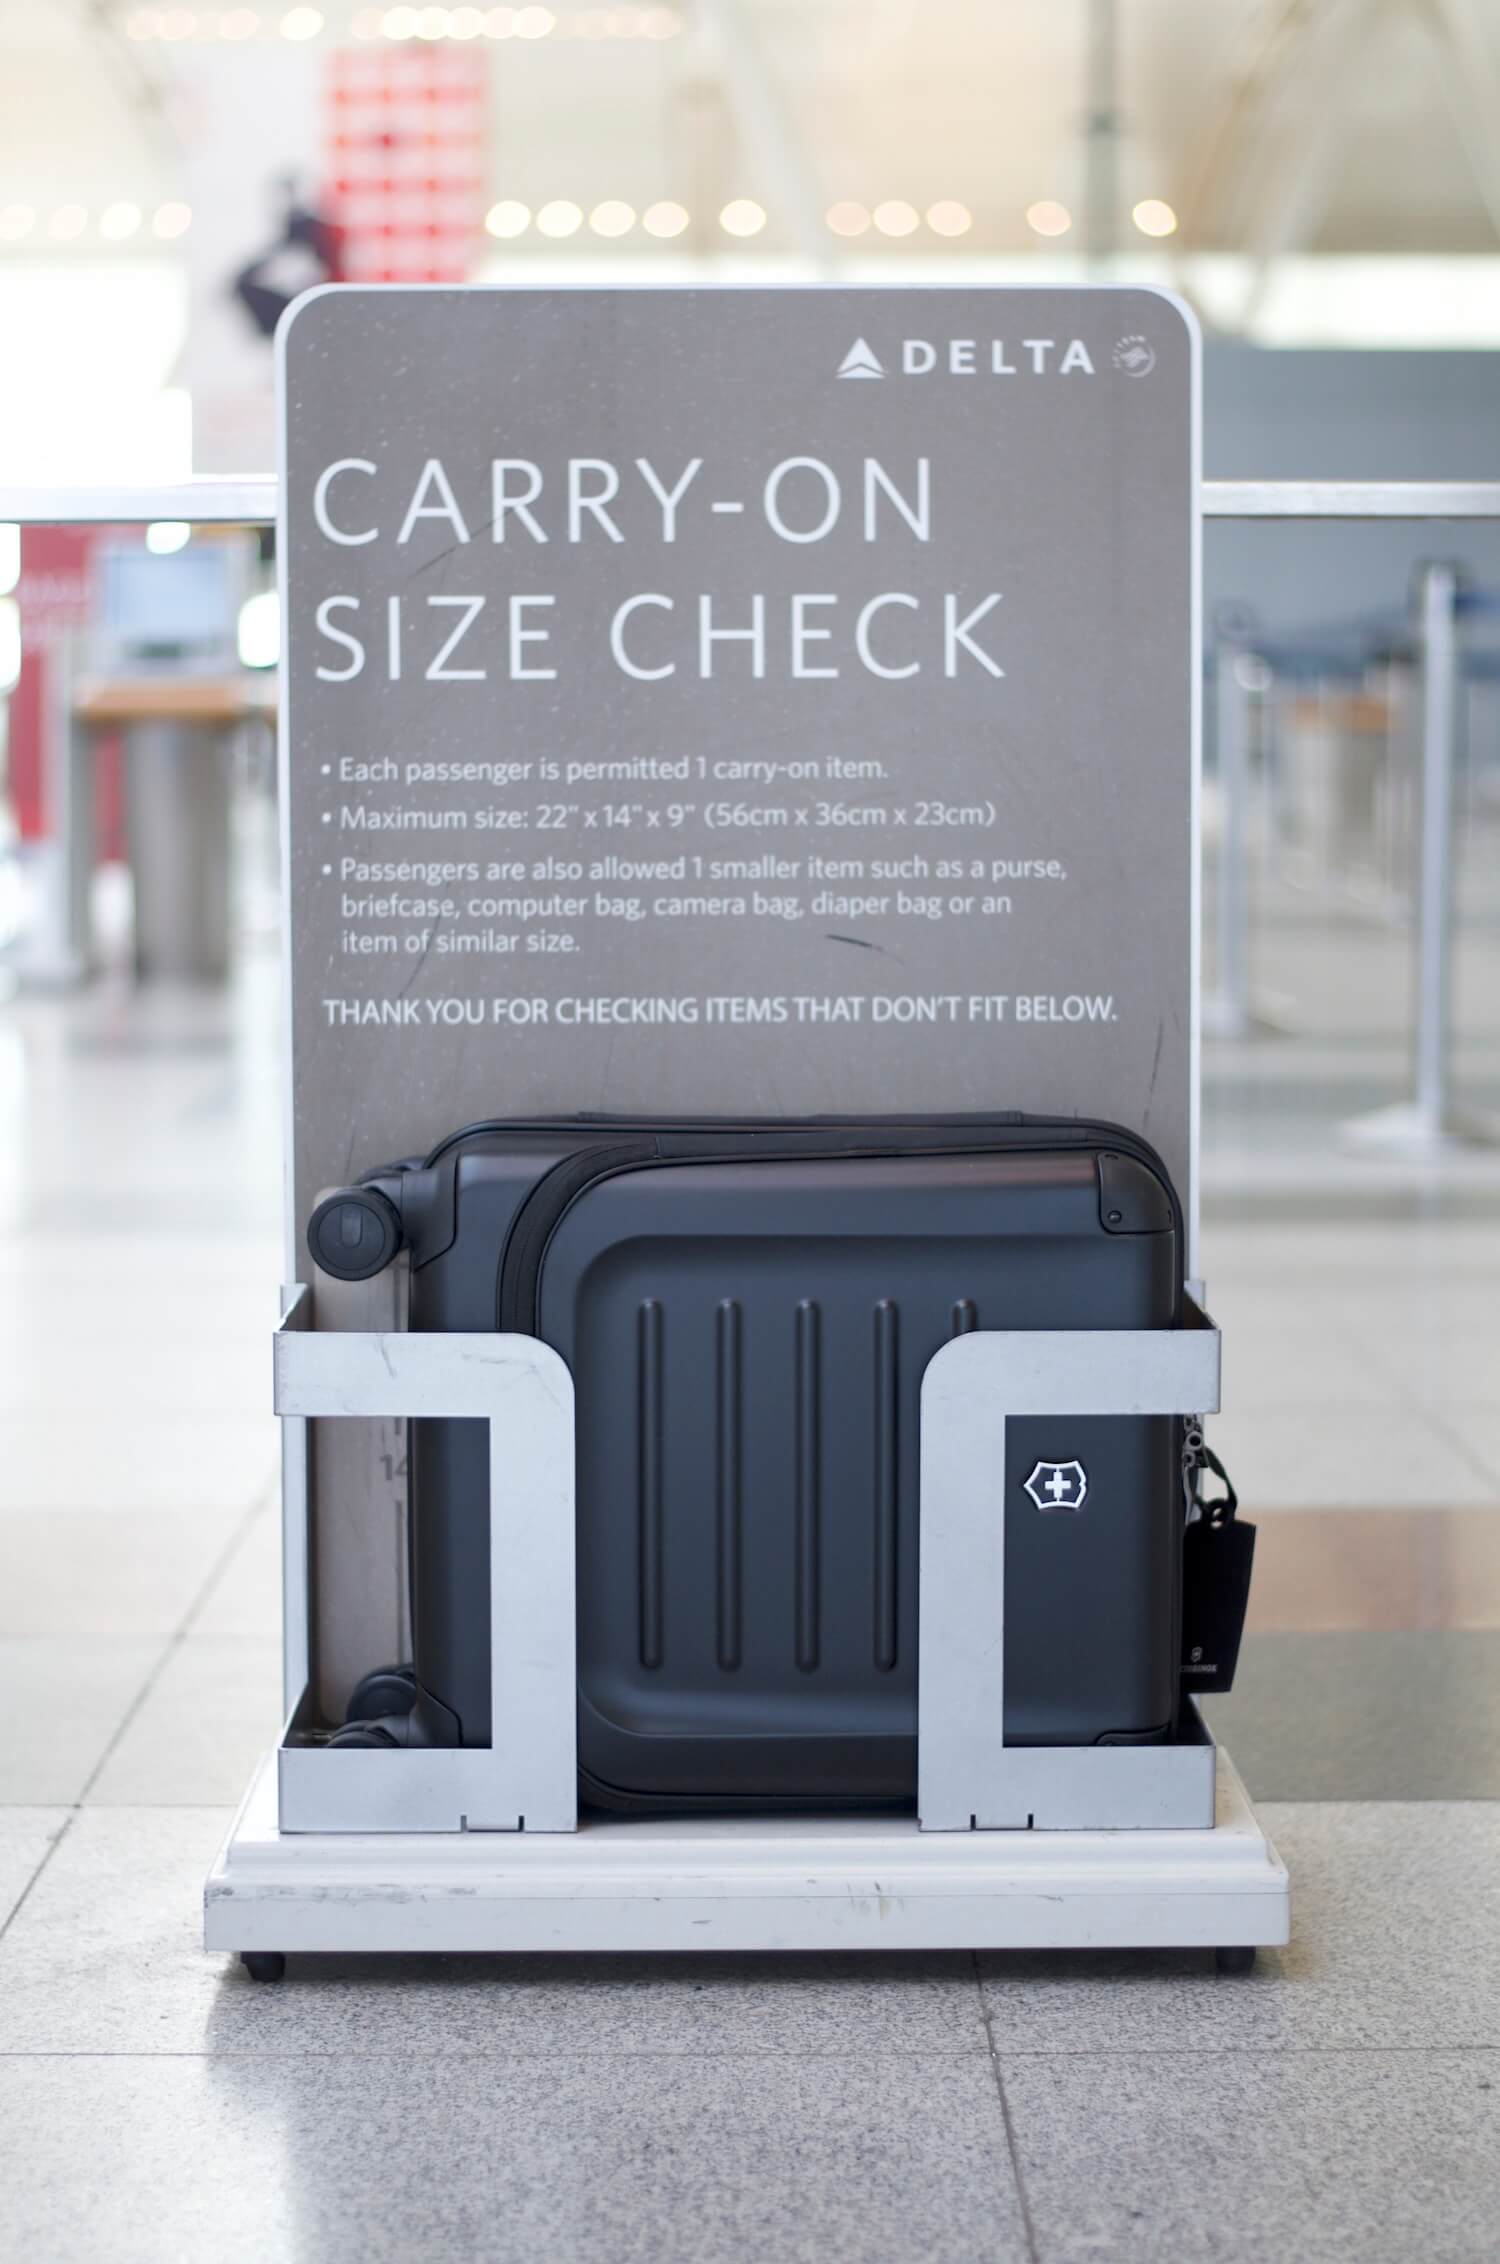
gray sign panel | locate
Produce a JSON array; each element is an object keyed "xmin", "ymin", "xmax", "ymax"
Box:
[{"xmin": 281, "ymin": 285, "xmax": 1197, "ymax": 1255}]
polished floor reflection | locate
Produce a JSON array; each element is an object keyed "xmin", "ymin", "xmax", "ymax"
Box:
[{"xmin": 1250, "ymin": 1507, "xmax": 1500, "ymax": 1631}]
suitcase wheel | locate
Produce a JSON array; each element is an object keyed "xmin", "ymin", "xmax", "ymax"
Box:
[
  {"xmin": 327, "ymin": 1723, "xmax": 401, "ymax": 1750},
  {"xmin": 240, "ymin": 1952, "xmax": 285, "ymax": 1984},
  {"xmin": 306, "ymin": 1185, "xmax": 402, "ymax": 1282},
  {"xmin": 1214, "ymin": 1945, "xmax": 1257, "ymax": 1976},
  {"xmin": 346, "ymin": 1665, "xmax": 418, "ymax": 1722}
]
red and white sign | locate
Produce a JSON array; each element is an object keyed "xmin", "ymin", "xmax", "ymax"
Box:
[
  {"xmin": 8, "ymin": 528, "xmax": 113, "ymax": 846},
  {"xmin": 324, "ymin": 42, "xmax": 488, "ymax": 286}
]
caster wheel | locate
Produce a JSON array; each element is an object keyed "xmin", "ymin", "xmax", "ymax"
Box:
[
  {"xmin": 241, "ymin": 1951, "xmax": 285, "ymax": 1984},
  {"xmin": 1215, "ymin": 1945, "xmax": 1257, "ymax": 1976},
  {"xmin": 327, "ymin": 1722, "xmax": 399, "ymax": 1750},
  {"xmin": 346, "ymin": 1665, "xmax": 418, "ymax": 1722}
]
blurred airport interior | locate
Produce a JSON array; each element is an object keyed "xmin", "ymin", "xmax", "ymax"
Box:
[{"xmin": 1, "ymin": 6, "xmax": 1500, "ymax": 2261}]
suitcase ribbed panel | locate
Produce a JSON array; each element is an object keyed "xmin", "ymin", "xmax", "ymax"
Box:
[
  {"xmin": 794, "ymin": 1298, "xmax": 821, "ymax": 1673},
  {"xmin": 872, "ymin": 1298, "xmax": 899, "ymax": 1672},
  {"xmin": 715, "ymin": 1299, "xmax": 743, "ymax": 1672},
  {"xmin": 636, "ymin": 1298, "xmax": 664, "ymax": 1671}
]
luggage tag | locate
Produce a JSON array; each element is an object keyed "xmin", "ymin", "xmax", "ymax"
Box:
[{"xmin": 1180, "ymin": 1434, "xmax": 1255, "ymax": 1696}]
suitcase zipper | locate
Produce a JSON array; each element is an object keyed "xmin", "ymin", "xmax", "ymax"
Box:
[{"xmin": 491, "ymin": 1116, "xmax": 1183, "ymax": 1333}]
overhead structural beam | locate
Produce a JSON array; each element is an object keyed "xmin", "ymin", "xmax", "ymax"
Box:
[
  {"xmin": 1420, "ymin": 0, "xmax": 1500, "ymax": 246},
  {"xmin": 1082, "ymin": 0, "xmax": 1121, "ymax": 267},
  {"xmin": 77, "ymin": 0, "xmax": 175, "ymax": 165},
  {"xmin": 1174, "ymin": 0, "xmax": 1318, "ymax": 248},
  {"xmin": 1172, "ymin": 0, "xmax": 1386, "ymax": 299},
  {"xmin": 691, "ymin": 0, "xmax": 831, "ymax": 272},
  {"xmin": 1129, "ymin": 0, "xmax": 1500, "ymax": 289},
  {"xmin": 1234, "ymin": 0, "xmax": 1394, "ymax": 326}
]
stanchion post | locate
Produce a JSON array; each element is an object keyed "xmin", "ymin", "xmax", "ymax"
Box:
[
  {"xmin": 1343, "ymin": 558, "xmax": 1496, "ymax": 1149},
  {"xmin": 1209, "ymin": 636, "xmax": 1253, "ymax": 1038},
  {"xmin": 1413, "ymin": 561, "xmax": 1459, "ymax": 1136},
  {"xmin": 23, "ymin": 631, "xmax": 92, "ymax": 987}
]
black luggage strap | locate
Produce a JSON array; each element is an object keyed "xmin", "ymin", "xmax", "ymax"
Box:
[
  {"xmin": 1188, "ymin": 1439, "xmax": 1238, "ymax": 1527},
  {"xmin": 1180, "ymin": 1424, "xmax": 1255, "ymax": 1696}
]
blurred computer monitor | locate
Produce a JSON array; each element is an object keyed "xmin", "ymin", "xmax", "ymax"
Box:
[{"xmin": 92, "ymin": 540, "xmax": 247, "ymax": 674}]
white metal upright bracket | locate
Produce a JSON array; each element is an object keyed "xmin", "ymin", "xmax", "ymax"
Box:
[
  {"xmin": 918, "ymin": 1306, "xmax": 1222, "ymax": 1833},
  {"xmin": 273, "ymin": 1287, "xmax": 577, "ymax": 1835}
]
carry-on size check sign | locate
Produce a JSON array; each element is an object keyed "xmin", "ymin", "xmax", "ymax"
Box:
[{"xmin": 280, "ymin": 285, "xmax": 1197, "ymax": 1239}]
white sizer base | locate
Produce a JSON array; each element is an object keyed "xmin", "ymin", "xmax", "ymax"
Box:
[{"xmin": 205, "ymin": 1746, "xmax": 1288, "ymax": 1960}]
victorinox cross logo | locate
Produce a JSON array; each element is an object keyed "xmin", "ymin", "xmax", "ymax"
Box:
[{"xmin": 1025, "ymin": 1459, "xmax": 1089, "ymax": 1512}]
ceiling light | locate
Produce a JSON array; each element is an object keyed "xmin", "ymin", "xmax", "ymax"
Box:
[
  {"xmin": 825, "ymin": 201, "xmax": 868, "ymax": 238},
  {"xmin": 574, "ymin": 9, "xmax": 608, "ymax": 32},
  {"xmin": 642, "ymin": 200, "xmax": 688, "ymax": 238},
  {"xmin": 589, "ymin": 200, "xmax": 635, "ymax": 238},
  {"xmin": 641, "ymin": 6, "xmax": 679, "ymax": 33},
  {"xmin": 152, "ymin": 202, "xmax": 193, "ymax": 239},
  {"xmin": 719, "ymin": 198, "xmax": 766, "ymax": 238},
  {"xmin": 100, "ymin": 202, "xmax": 144, "ymax": 242},
  {"xmin": 351, "ymin": 6, "xmax": 384, "ymax": 30},
  {"xmin": 281, "ymin": 5, "xmax": 323, "ymax": 36},
  {"xmin": 220, "ymin": 7, "xmax": 259, "ymax": 33},
  {"xmin": 872, "ymin": 199, "xmax": 918, "ymax": 238},
  {"xmin": 146, "ymin": 521, "xmax": 192, "ymax": 554},
  {"xmin": 449, "ymin": 2, "xmax": 485, "ymax": 29},
  {"xmin": 416, "ymin": 4, "xmax": 449, "ymax": 33},
  {"xmin": 1132, "ymin": 197, "xmax": 1177, "ymax": 238},
  {"xmin": 49, "ymin": 206, "xmax": 89, "ymax": 241},
  {"xmin": 514, "ymin": 4, "xmax": 554, "ymax": 33},
  {"xmin": 238, "ymin": 589, "xmax": 281, "ymax": 670},
  {"xmin": 382, "ymin": 2, "xmax": 420, "ymax": 28},
  {"xmin": 158, "ymin": 8, "xmax": 197, "ymax": 35},
  {"xmin": 536, "ymin": 199, "xmax": 582, "ymax": 237},
  {"xmin": 926, "ymin": 200, "xmax": 971, "ymax": 238},
  {"xmin": 607, "ymin": 6, "xmax": 642, "ymax": 31},
  {"xmin": 483, "ymin": 4, "xmax": 515, "ymax": 29},
  {"xmin": 485, "ymin": 199, "xmax": 531, "ymax": 238},
  {"xmin": 0, "ymin": 205, "xmax": 35, "ymax": 241},
  {"xmin": 1026, "ymin": 199, "xmax": 1072, "ymax": 238}
]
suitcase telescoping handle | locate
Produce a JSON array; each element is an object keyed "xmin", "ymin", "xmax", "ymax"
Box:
[
  {"xmin": 307, "ymin": 1181, "xmax": 406, "ymax": 1282},
  {"xmin": 307, "ymin": 1121, "xmax": 1181, "ymax": 1288}
]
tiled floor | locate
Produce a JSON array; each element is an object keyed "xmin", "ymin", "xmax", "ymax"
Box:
[{"xmin": 3, "ymin": 864, "xmax": 1500, "ymax": 2261}]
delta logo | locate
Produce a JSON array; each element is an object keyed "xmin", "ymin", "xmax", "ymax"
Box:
[
  {"xmin": 836, "ymin": 338, "xmax": 886, "ymax": 379},
  {"xmin": 837, "ymin": 334, "xmax": 1149, "ymax": 380}
]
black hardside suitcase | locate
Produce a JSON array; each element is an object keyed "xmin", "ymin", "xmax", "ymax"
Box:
[{"xmin": 309, "ymin": 1115, "xmax": 1187, "ymax": 1810}]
